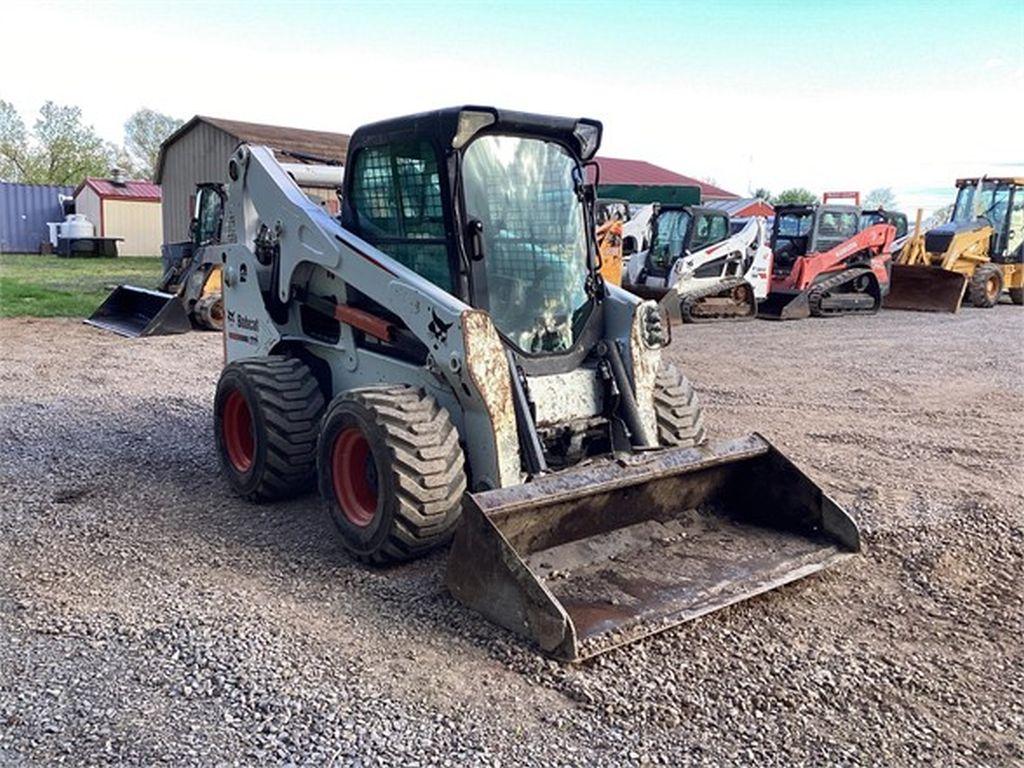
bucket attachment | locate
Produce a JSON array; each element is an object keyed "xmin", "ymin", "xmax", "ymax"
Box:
[
  {"xmin": 447, "ymin": 434, "xmax": 860, "ymax": 661},
  {"xmin": 882, "ymin": 264, "xmax": 968, "ymax": 313},
  {"xmin": 757, "ymin": 290, "xmax": 810, "ymax": 320},
  {"xmin": 85, "ymin": 285, "xmax": 191, "ymax": 337}
]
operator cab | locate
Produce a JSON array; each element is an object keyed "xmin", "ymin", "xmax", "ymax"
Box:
[
  {"xmin": 861, "ymin": 208, "xmax": 907, "ymax": 239},
  {"xmin": 771, "ymin": 204, "xmax": 860, "ymax": 274},
  {"xmin": 642, "ymin": 205, "xmax": 730, "ymax": 279},
  {"xmin": 339, "ymin": 106, "xmax": 604, "ymax": 368},
  {"xmin": 938, "ymin": 177, "xmax": 1024, "ymax": 264}
]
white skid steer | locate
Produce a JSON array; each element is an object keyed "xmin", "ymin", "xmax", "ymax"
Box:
[
  {"xmin": 626, "ymin": 206, "xmax": 773, "ymax": 323},
  {"xmin": 196, "ymin": 106, "xmax": 857, "ymax": 660}
]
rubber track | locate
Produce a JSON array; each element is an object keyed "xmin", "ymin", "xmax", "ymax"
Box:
[
  {"xmin": 652, "ymin": 364, "xmax": 706, "ymax": 447},
  {"xmin": 340, "ymin": 387, "xmax": 466, "ymax": 564},
  {"xmin": 808, "ymin": 267, "xmax": 879, "ymax": 317},
  {"xmin": 679, "ymin": 276, "xmax": 758, "ymax": 324},
  {"xmin": 234, "ymin": 356, "xmax": 326, "ymax": 501}
]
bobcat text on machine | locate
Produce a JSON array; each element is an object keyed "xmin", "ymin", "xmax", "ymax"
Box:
[
  {"xmin": 624, "ymin": 204, "xmax": 773, "ymax": 322},
  {"xmin": 884, "ymin": 177, "xmax": 1024, "ymax": 313},
  {"xmin": 203, "ymin": 106, "xmax": 859, "ymax": 660},
  {"xmin": 758, "ymin": 201, "xmax": 895, "ymax": 320}
]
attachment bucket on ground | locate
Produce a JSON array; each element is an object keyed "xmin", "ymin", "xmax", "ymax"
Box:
[
  {"xmin": 446, "ymin": 434, "xmax": 860, "ymax": 661},
  {"xmin": 882, "ymin": 264, "xmax": 968, "ymax": 313},
  {"xmin": 84, "ymin": 285, "xmax": 192, "ymax": 337},
  {"xmin": 757, "ymin": 291, "xmax": 811, "ymax": 320}
]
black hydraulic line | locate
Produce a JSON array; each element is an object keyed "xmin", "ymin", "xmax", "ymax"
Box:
[
  {"xmin": 598, "ymin": 340, "xmax": 655, "ymax": 448},
  {"xmin": 506, "ymin": 350, "xmax": 548, "ymax": 475}
]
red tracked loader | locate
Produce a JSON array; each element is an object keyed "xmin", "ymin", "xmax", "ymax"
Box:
[{"xmin": 759, "ymin": 202, "xmax": 896, "ymax": 320}]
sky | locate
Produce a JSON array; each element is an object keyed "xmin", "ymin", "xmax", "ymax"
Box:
[{"xmin": 3, "ymin": 0, "xmax": 1022, "ymax": 215}]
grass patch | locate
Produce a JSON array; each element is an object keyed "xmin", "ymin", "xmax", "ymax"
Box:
[{"xmin": 0, "ymin": 254, "xmax": 164, "ymax": 318}]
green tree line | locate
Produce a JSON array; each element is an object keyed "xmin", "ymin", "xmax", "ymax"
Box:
[{"xmin": 0, "ymin": 101, "xmax": 182, "ymax": 185}]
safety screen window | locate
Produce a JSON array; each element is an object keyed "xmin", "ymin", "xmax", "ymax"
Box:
[
  {"xmin": 817, "ymin": 212, "xmax": 859, "ymax": 243},
  {"xmin": 648, "ymin": 209, "xmax": 692, "ymax": 272},
  {"xmin": 350, "ymin": 142, "xmax": 451, "ymax": 291},
  {"xmin": 462, "ymin": 135, "xmax": 592, "ymax": 355},
  {"xmin": 690, "ymin": 214, "xmax": 728, "ymax": 250}
]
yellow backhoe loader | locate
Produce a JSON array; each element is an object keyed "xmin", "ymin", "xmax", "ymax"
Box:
[{"xmin": 884, "ymin": 177, "xmax": 1024, "ymax": 312}]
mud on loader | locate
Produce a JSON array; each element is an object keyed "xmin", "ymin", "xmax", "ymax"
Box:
[
  {"xmin": 759, "ymin": 202, "xmax": 895, "ymax": 320},
  {"xmin": 211, "ymin": 106, "xmax": 860, "ymax": 660},
  {"xmin": 884, "ymin": 177, "xmax": 1024, "ymax": 313},
  {"xmin": 626, "ymin": 204, "xmax": 772, "ymax": 323}
]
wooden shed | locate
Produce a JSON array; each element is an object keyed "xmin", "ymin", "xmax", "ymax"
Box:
[
  {"xmin": 73, "ymin": 174, "xmax": 162, "ymax": 256},
  {"xmin": 154, "ymin": 116, "xmax": 349, "ymax": 244}
]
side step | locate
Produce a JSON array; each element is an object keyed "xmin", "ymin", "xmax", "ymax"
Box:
[{"xmin": 446, "ymin": 434, "xmax": 860, "ymax": 661}]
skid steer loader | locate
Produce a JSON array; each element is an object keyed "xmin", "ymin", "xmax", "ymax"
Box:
[
  {"xmin": 625, "ymin": 204, "xmax": 772, "ymax": 323},
  {"xmin": 86, "ymin": 184, "xmax": 227, "ymax": 337},
  {"xmin": 595, "ymin": 201, "xmax": 628, "ymax": 288},
  {"xmin": 211, "ymin": 106, "xmax": 860, "ymax": 660},
  {"xmin": 884, "ymin": 177, "xmax": 1024, "ymax": 312},
  {"xmin": 759, "ymin": 202, "xmax": 895, "ymax": 320}
]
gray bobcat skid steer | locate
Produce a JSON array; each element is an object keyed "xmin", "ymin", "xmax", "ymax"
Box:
[
  {"xmin": 212, "ymin": 106, "xmax": 859, "ymax": 660},
  {"xmin": 86, "ymin": 184, "xmax": 226, "ymax": 337}
]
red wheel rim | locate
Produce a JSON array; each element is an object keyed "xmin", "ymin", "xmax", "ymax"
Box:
[
  {"xmin": 222, "ymin": 389, "xmax": 255, "ymax": 472},
  {"xmin": 331, "ymin": 427, "xmax": 378, "ymax": 527}
]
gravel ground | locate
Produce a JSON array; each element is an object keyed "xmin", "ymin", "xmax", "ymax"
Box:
[{"xmin": 0, "ymin": 309, "xmax": 1022, "ymax": 766}]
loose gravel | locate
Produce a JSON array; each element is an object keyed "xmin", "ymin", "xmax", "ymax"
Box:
[{"xmin": 0, "ymin": 309, "xmax": 1022, "ymax": 766}]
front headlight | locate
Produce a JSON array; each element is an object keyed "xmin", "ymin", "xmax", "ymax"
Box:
[
  {"xmin": 453, "ymin": 109, "xmax": 497, "ymax": 149},
  {"xmin": 573, "ymin": 120, "xmax": 602, "ymax": 160}
]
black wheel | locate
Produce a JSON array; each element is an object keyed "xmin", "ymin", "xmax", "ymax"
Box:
[
  {"xmin": 653, "ymin": 363, "xmax": 706, "ymax": 447},
  {"xmin": 214, "ymin": 356, "xmax": 326, "ymax": 501},
  {"xmin": 969, "ymin": 264, "xmax": 1002, "ymax": 308},
  {"xmin": 1010, "ymin": 287, "xmax": 1023, "ymax": 306},
  {"xmin": 317, "ymin": 386, "xmax": 466, "ymax": 564}
]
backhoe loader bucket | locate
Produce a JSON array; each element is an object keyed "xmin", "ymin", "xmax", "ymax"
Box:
[
  {"xmin": 882, "ymin": 264, "xmax": 968, "ymax": 313},
  {"xmin": 85, "ymin": 285, "xmax": 191, "ymax": 337},
  {"xmin": 447, "ymin": 434, "xmax": 860, "ymax": 661},
  {"xmin": 756, "ymin": 291, "xmax": 811, "ymax": 320}
]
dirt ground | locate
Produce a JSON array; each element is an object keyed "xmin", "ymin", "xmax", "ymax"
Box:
[{"xmin": 0, "ymin": 309, "xmax": 1022, "ymax": 766}]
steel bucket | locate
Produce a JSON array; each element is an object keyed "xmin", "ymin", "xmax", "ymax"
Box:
[
  {"xmin": 446, "ymin": 434, "xmax": 860, "ymax": 661},
  {"xmin": 85, "ymin": 285, "xmax": 191, "ymax": 337},
  {"xmin": 882, "ymin": 264, "xmax": 968, "ymax": 313},
  {"xmin": 756, "ymin": 290, "xmax": 811, "ymax": 320}
]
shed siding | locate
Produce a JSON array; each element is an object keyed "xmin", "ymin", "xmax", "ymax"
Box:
[
  {"xmin": 160, "ymin": 121, "xmax": 238, "ymax": 243},
  {"xmin": 0, "ymin": 182, "xmax": 73, "ymax": 252},
  {"xmin": 160, "ymin": 121, "xmax": 343, "ymax": 242},
  {"xmin": 103, "ymin": 199, "xmax": 163, "ymax": 256},
  {"xmin": 74, "ymin": 187, "xmax": 103, "ymax": 236}
]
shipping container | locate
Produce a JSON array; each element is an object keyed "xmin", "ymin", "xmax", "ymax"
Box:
[{"xmin": 0, "ymin": 182, "xmax": 74, "ymax": 253}]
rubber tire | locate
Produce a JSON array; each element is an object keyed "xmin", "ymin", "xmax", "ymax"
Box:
[
  {"xmin": 969, "ymin": 264, "xmax": 1002, "ymax": 308},
  {"xmin": 653, "ymin": 363, "xmax": 706, "ymax": 447},
  {"xmin": 317, "ymin": 386, "xmax": 466, "ymax": 564},
  {"xmin": 214, "ymin": 356, "xmax": 326, "ymax": 501},
  {"xmin": 1010, "ymin": 287, "xmax": 1023, "ymax": 306}
]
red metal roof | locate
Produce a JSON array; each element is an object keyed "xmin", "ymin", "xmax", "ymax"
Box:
[
  {"xmin": 75, "ymin": 178, "xmax": 162, "ymax": 202},
  {"xmin": 592, "ymin": 156, "xmax": 739, "ymax": 199},
  {"xmin": 703, "ymin": 198, "xmax": 775, "ymax": 218}
]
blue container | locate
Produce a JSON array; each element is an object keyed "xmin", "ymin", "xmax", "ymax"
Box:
[{"xmin": 0, "ymin": 182, "xmax": 74, "ymax": 253}]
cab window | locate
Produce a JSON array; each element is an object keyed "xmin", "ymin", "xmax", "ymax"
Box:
[
  {"xmin": 690, "ymin": 213, "xmax": 728, "ymax": 250},
  {"xmin": 349, "ymin": 141, "xmax": 452, "ymax": 291}
]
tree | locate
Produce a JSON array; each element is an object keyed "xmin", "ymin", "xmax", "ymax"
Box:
[
  {"xmin": 0, "ymin": 100, "xmax": 114, "ymax": 184},
  {"xmin": 124, "ymin": 108, "xmax": 183, "ymax": 180},
  {"xmin": 864, "ymin": 187, "xmax": 897, "ymax": 209},
  {"xmin": 0, "ymin": 100, "xmax": 30, "ymax": 180},
  {"xmin": 773, "ymin": 188, "xmax": 817, "ymax": 205},
  {"xmin": 751, "ymin": 186, "xmax": 772, "ymax": 201}
]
